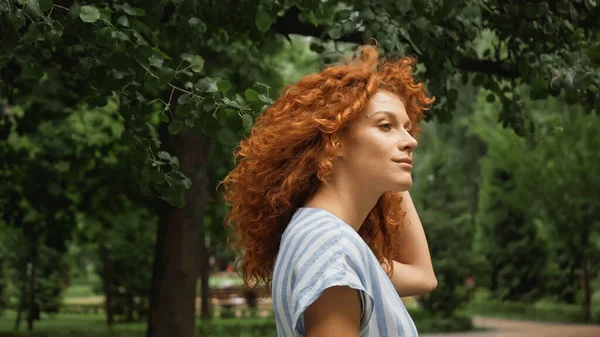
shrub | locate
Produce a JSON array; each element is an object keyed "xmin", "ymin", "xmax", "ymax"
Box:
[{"xmin": 468, "ymin": 299, "xmax": 600, "ymax": 323}]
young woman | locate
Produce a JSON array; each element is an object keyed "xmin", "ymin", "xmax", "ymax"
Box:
[{"xmin": 222, "ymin": 45, "xmax": 437, "ymax": 337}]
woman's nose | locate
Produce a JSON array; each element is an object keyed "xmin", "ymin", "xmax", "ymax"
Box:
[{"xmin": 399, "ymin": 131, "xmax": 418, "ymax": 151}]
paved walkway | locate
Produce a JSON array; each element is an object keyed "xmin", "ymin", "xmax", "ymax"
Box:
[{"xmin": 423, "ymin": 317, "xmax": 600, "ymax": 337}]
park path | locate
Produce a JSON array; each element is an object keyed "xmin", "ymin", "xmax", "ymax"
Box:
[{"xmin": 422, "ymin": 316, "xmax": 600, "ymax": 337}]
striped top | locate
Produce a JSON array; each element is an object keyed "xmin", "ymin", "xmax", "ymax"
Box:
[{"xmin": 272, "ymin": 207, "xmax": 418, "ymax": 337}]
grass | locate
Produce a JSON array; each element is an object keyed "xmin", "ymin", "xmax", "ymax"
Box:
[
  {"xmin": 208, "ymin": 276, "xmax": 245, "ymax": 288},
  {"xmin": 0, "ymin": 310, "xmax": 277, "ymax": 337},
  {"xmin": 0, "ymin": 310, "xmax": 145, "ymax": 336},
  {"xmin": 63, "ymin": 285, "xmax": 97, "ymax": 300}
]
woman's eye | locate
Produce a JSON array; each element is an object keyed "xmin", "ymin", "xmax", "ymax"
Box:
[{"xmin": 379, "ymin": 123, "xmax": 392, "ymax": 130}]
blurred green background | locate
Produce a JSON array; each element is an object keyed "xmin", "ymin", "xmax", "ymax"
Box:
[{"xmin": 1, "ymin": 1, "xmax": 599, "ymax": 337}]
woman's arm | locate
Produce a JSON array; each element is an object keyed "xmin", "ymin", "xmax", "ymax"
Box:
[
  {"xmin": 304, "ymin": 286, "xmax": 362, "ymax": 337},
  {"xmin": 382, "ymin": 191, "xmax": 437, "ymax": 297}
]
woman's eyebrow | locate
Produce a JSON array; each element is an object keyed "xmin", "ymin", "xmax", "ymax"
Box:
[
  {"xmin": 369, "ymin": 110, "xmax": 412, "ymax": 128},
  {"xmin": 369, "ymin": 110, "xmax": 399, "ymax": 121}
]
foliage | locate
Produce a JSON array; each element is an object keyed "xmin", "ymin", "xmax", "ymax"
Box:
[
  {"xmin": 470, "ymin": 93, "xmax": 548, "ymax": 302},
  {"xmin": 79, "ymin": 206, "xmax": 156, "ymax": 323},
  {"xmin": 1, "ymin": 0, "xmax": 599, "ymax": 335},
  {"xmin": 468, "ymin": 298, "xmax": 600, "ymax": 324},
  {"xmin": 409, "ymin": 309, "xmax": 473, "ymax": 333},
  {"xmin": 411, "ymin": 82, "xmax": 484, "ymax": 317},
  {"xmin": 1, "ymin": 0, "xmax": 598, "ymax": 208},
  {"xmin": 517, "ymin": 110, "xmax": 600, "ymax": 319},
  {"xmin": 469, "ymin": 90, "xmax": 600, "ymax": 318},
  {"xmin": 0, "ymin": 218, "xmax": 67, "ymax": 324}
]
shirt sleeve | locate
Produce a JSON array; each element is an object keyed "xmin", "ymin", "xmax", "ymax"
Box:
[{"xmin": 291, "ymin": 230, "xmax": 374, "ymax": 336}]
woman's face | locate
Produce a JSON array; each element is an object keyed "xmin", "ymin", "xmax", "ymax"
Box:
[{"xmin": 338, "ymin": 90, "xmax": 417, "ymax": 193}]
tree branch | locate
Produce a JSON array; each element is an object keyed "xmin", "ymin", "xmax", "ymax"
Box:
[
  {"xmin": 273, "ymin": 6, "xmax": 519, "ymax": 79},
  {"xmin": 456, "ymin": 57, "xmax": 518, "ymax": 79}
]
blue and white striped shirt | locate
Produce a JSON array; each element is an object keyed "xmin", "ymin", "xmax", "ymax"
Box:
[{"xmin": 272, "ymin": 207, "xmax": 418, "ymax": 337}]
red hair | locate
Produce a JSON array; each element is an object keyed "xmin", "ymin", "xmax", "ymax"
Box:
[{"xmin": 221, "ymin": 45, "xmax": 434, "ymax": 293}]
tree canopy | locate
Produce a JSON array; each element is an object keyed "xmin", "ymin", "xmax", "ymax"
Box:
[{"xmin": 1, "ymin": 1, "xmax": 599, "ymax": 336}]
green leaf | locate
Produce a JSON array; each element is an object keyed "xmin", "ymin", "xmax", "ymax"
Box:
[
  {"xmin": 309, "ymin": 11, "xmax": 318, "ymax": 26},
  {"xmin": 79, "ymin": 5, "xmax": 100, "ymax": 23},
  {"xmin": 157, "ymin": 67, "xmax": 174, "ymax": 82},
  {"xmin": 122, "ymin": 4, "xmax": 136, "ymax": 16},
  {"xmin": 168, "ymin": 120, "xmax": 184, "ymax": 134},
  {"xmin": 337, "ymin": 9, "xmax": 353, "ymax": 20},
  {"xmin": 217, "ymin": 80, "xmax": 232, "ymax": 93},
  {"xmin": 195, "ymin": 77, "xmax": 218, "ymax": 93},
  {"xmin": 117, "ymin": 15, "xmax": 130, "ymax": 27},
  {"xmin": 38, "ymin": 0, "xmax": 53, "ymax": 12},
  {"xmin": 95, "ymin": 27, "xmax": 113, "ymax": 46},
  {"xmin": 258, "ymin": 94, "xmax": 272, "ymax": 104},
  {"xmin": 447, "ymin": 88, "xmax": 459, "ymax": 102},
  {"xmin": 188, "ymin": 17, "xmax": 207, "ymax": 33},
  {"xmin": 8, "ymin": 9, "xmax": 26, "ymax": 30},
  {"xmin": 178, "ymin": 94, "xmax": 192, "ymax": 105},
  {"xmin": 120, "ymin": 129, "xmax": 136, "ymax": 147},
  {"xmin": 399, "ymin": 28, "xmax": 422, "ymax": 55},
  {"xmin": 255, "ymin": 8, "xmax": 272, "ymax": 33},
  {"xmin": 159, "ymin": 113, "xmax": 170, "ymax": 123},
  {"xmin": 241, "ymin": 114, "xmax": 253, "ymax": 132},
  {"xmin": 169, "ymin": 156, "xmax": 180, "ymax": 170},
  {"xmin": 26, "ymin": 0, "xmax": 42, "ymax": 19},
  {"xmin": 157, "ymin": 151, "xmax": 171, "ymax": 160},
  {"xmin": 221, "ymin": 97, "xmax": 242, "ymax": 109},
  {"xmin": 245, "ymin": 88, "xmax": 260, "ymax": 102},
  {"xmin": 90, "ymin": 95, "xmax": 108, "ymax": 107},
  {"xmin": 486, "ymin": 93, "xmax": 496, "ymax": 103},
  {"xmin": 168, "ymin": 171, "xmax": 192, "ymax": 189},
  {"xmin": 182, "ymin": 54, "xmax": 205, "ymax": 72},
  {"xmin": 24, "ymin": 22, "xmax": 45, "ymax": 43},
  {"xmin": 161, "ymin": 186, "xmax": 185, "ymax": 208},
  {"xmin": 328, "ymin": 26, "xmax": 342, "ymax": 39},
  {"xmin": 584, "ymin": 0, "xmax": 597, "ymax": 9},
  {"xmin": 175, "ymin": 103, "xmax": 193, "ymax": 118},
  {"xmin": 148, "ymin": 52, "xmax": 164, "ymax": 68},
  {"xmin": 41, "ymin": 49, "xmax": 52, "ymax": 59},
  {"xmin": 144, "ymin": 75, "xmax": 162, "ymax": 92},
  {"xmin": 14, "ymin": 45, "xmax": 32, "ymax": 63}
]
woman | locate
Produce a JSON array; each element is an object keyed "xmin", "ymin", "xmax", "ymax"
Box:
[{"xmin": 222, "ymin": 45, "xmax": 437, "ymax": 337}]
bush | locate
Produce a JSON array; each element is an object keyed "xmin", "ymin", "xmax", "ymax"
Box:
[
  {"xmin": 0, "ymin": 331, "xmax": 142, "ymax": 337},
  {"xmin": 198, "ymin": 318, "xmax": 277, "ymax": 337},
  {"xmin": 60, "ymin": 303, "xmax": 105, "ymax": 315},
  {"xmin": 408, "ymin": 307, "xmax": 473, "ymax": 333},
  {"xmin": 468, "ymin": 299, "xmax": 600, "ymax": 323}
]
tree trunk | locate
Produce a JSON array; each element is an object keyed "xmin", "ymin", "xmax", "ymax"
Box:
[
  {"xmin": 199, "ymin": 229, "xmax": 211, "ymax": 321},
  {"xmin": 27, "ymin": 256, "xmax": 36, "ymax": 331},
  {"xmin": 14, "ymin": 264, "xmax": 27, "ymax": 330},
  {"xmin": 581, "ymin": 255, "xmax": 591, "ymax": 321},
  {"xmin": 100, "ymin": 234, "xmax": 114, "ymax": 327},
  {"xmin": 146, "ymin": 130, "xmax": 213, "ymax": 337}
]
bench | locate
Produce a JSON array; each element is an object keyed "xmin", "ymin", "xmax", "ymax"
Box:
[{"xmin": 210, "ymin": 286, "xmax": 267, "ymax": 308}]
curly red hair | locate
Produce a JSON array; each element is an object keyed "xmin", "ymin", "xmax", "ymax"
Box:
[{"xmin": 221, "ymin": 45, "xmax": 434, "ymax": 294}]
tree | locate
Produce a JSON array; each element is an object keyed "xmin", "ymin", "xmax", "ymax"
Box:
[
  {"xmin": 517, "ymin": 110, "xmax": 600, "ymax": 321},
  {"xmin": 470, "ymin": 96, "xmax": 548, "ymax": 302},
  {"xmin": 2, "ymin": 1, "xmax": 599, "ymax": 336},
  {"xmin": 411, "ymin": 80, "xmax": 484, "ymax": 321}
]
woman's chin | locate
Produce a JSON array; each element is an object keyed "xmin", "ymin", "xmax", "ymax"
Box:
[{"xmin": 388, "ymin": 180, "xmax": 412, "ymax": 192}]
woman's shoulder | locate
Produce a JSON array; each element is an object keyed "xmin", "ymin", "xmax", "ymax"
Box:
[
  {"xmin": 283, "ymin": 208, "xmax": 363, "ymax": 250},
  {"xmin": 280, "ymin": 208, "xmax": 371, "ymax": 271}
]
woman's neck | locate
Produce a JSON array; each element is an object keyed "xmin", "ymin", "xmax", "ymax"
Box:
[{"xmin": 303, "ymin": 175, "xmax": 381, "ymax": 231}]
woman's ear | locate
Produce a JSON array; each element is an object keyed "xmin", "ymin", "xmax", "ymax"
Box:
[{"xmin": 335, "ymin": 136, "xmax": 345, "ymax": 157}]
